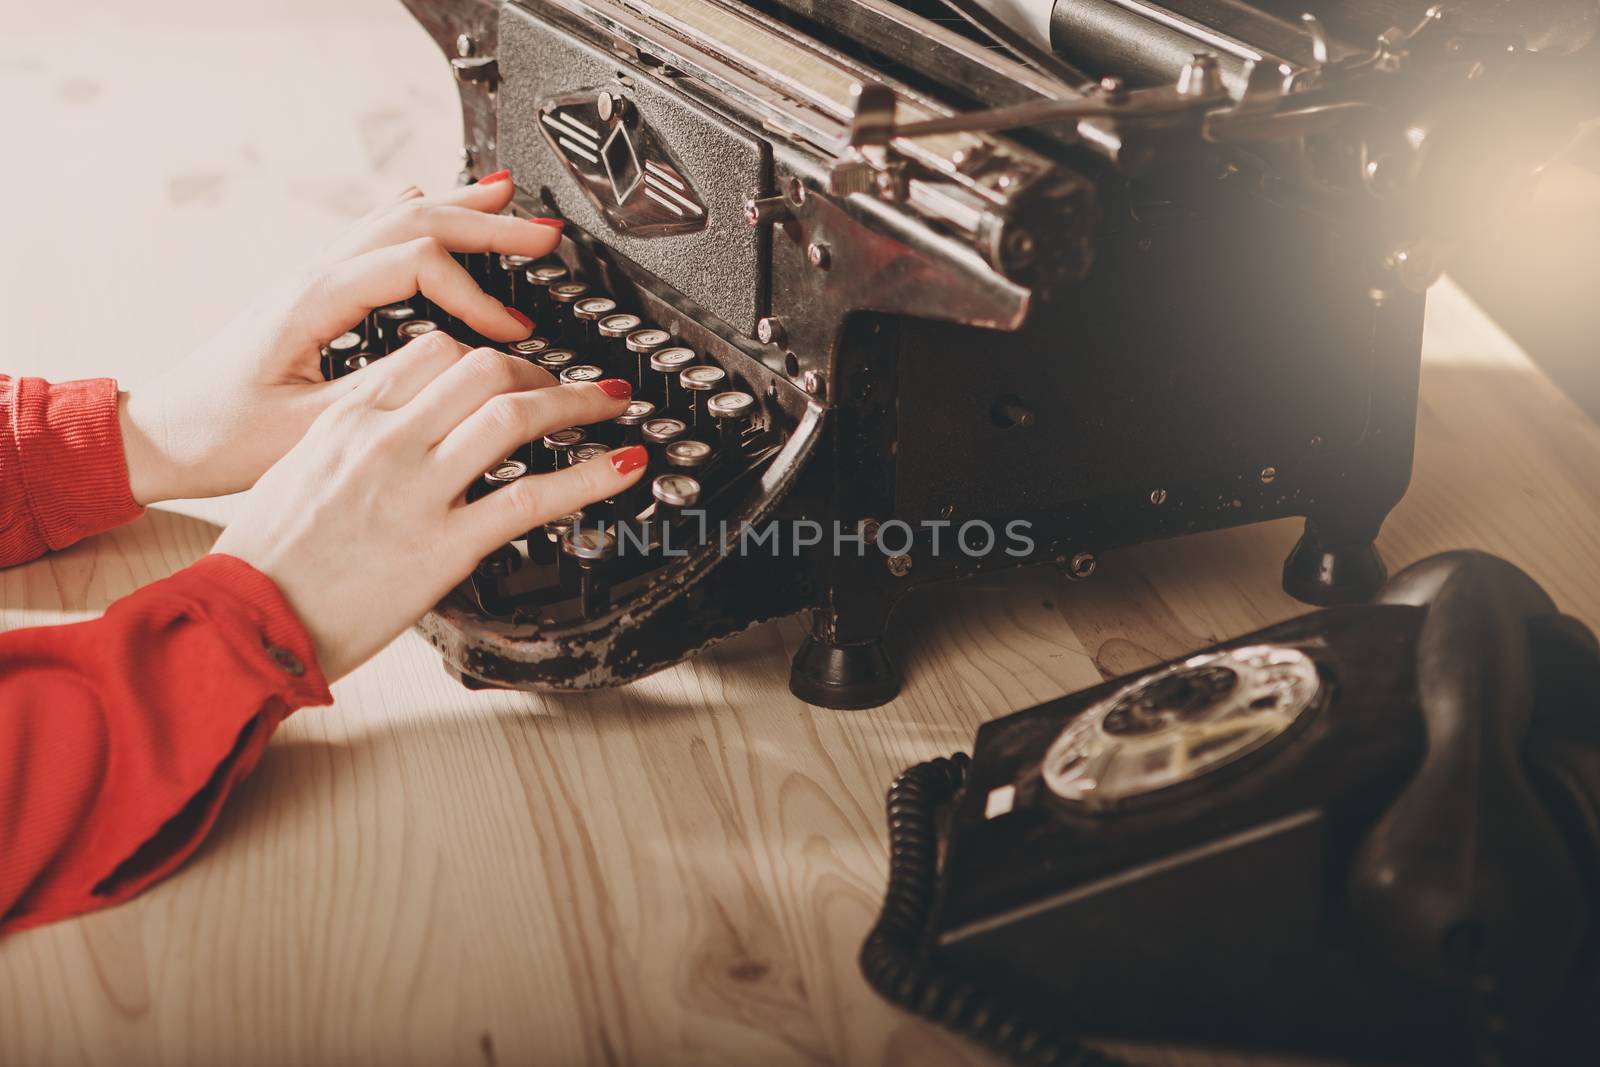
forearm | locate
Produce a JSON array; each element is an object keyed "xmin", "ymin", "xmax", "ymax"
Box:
[{"xmin": 0, "ymin": 554, "xmax": 330, "ymax": 934}]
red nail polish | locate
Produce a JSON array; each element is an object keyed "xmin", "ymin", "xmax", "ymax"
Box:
[
  {"xmin": 610, "ymin": 445, "xmax": 648, "ymax": 476},
  {"xmin": 480, "ymin": 168, "xmax": 511, "ymax": 185},
  {"xmin": 504, "ymin": 307, "xmax": 533, "ymax": 331},
  {"xmin": 530, "ymin": 218, "xmax": 566, "ymax": 232},
  {"xmin": 594, "ymin": 378, "xmax": 631, "ymax": 400}
]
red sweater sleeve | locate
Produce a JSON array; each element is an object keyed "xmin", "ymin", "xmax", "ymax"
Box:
[
  {"xmin": 0, "ymin": 374, "xmax": 144, "ymax": 567},
  {"xmin": 0, "ymin": 554, "xmax": 332, "ymax": 933}
]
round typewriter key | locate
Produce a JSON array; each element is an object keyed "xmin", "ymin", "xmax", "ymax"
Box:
[
  {"xmin": 544, "ymin": 510, "xmax": 584, "ymax": 585},
  {"xmin": 525, "ymin": 263, "xmax": 569, "ymax": 322},
  {"xmin": 527, "ymin": 263, "xmax": 569, "ymax": 285},
  {"xmin": 325, "ymin": 330, "xmax": 364, "ymax": 379},
  {"xmin": 651, "ymin": 473, "xmax": 702, "ymax": 525},
  {"xmin": 572, "ymin": 296, "xmax": 617, "ymax": 320},
  {"xmin": 497, "ymin": 253, "xmax": 536, "ymax": 304},
  {"xmin": 664, "ymin": 438, "xmax": 713, "ymax": 472},
  {"xmin": 641, "ymin": 417, "xmax": 687, "ymax": 447},
  {"xmin": 679, "ymin": 365, "xmax": 727, "ymax": 431},
  {"xmin": 596, "ymin": 313, "xmax": 641, "ymax": 339},
  {"xmin": 572, "ymin": 295, "xmax": 619, "ymax": 353},
  {"xmin": 708, "ymin": 390, "xmax": 756, "ymax": 451},
  {"xmin": 559, "ymin": 364, "xmax": 606, "ymax": 386},
  {"xmin": 537, "ymin": 350, "xmax": 582, "ymax": 379},
  {"xmin": 648, "ymin": 346, "xmax": 696, "ymax": 412},
  {"xmin": 374, "ymin": 303, "xmax": 417, "ymax": 353},
  {"xmin": 596, "ymin": 312, "xmax": 642, "ymax": 375},
  {"xmin": 535, "ymin": 349, "xmax": 577, "ymax": 376},
  {"xmin": 342, "ymin": 352, "xmax": 373, "ymax": 375},
  {"xmin": 625, "ymin": 328, "xmax": 670, "ymax": 384},
  {"xmin": 397, "ymin": 319, "xmax": 439, "ymax": 343},
  {"xmin": 470, "ymin": 458, "xmax": 528, "ymax": 503},
  {"xmin": 510, "ymin": 336, "xmax": 550, "ymax": 362},
  {"xmin": 548, "ymin": 281, "xmax": 591, "ymax": 344},
  {"xmin": 569, "ymin": 443, "xmax": 612, "ymax": 464},
  {"xmin": 613, "ymin": 399, "xmax": 657, "ymax": 447},
  {"xmin": 562, "ymin": 525, "xmax": 618, "ymax": 619},
  {"xmin": 542, "ymin": 427, "xmax": 587, "ymax": 469}
]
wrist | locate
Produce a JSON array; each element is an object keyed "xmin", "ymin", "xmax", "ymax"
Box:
[{"xmin": 117, "ymin": 388, "xmax": 180, "ymax": 505}]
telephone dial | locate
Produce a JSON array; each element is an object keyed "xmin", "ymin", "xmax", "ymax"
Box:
[{"xmin": 862, "ymin": 551, "xmax": 1600, "ymax": 1066}]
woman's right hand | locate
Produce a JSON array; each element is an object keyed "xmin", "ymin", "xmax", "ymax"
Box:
[{"xmin": 212, "ymin": 335, "xmax": 645, "ymax": 681}]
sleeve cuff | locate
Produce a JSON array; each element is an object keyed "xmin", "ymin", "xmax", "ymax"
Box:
[
  {"xmin": 12, "ymin": 377, "xmax": 143, "ymax": 551},
  {"xmin": 152, "ymin": 554, "xmax": 333, "ymax": 709}
]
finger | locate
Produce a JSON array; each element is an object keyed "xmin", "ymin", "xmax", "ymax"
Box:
[
  {"xmin": 307, "ymin": 236, "xmax": 534, "ymax": 346},
  {"xmin": 343, "ymin": 330, "xmax": 479, "ymax": 410},
  {"xmin": 433, "ymin": 170, "xmax": 516, "ymax": 211},
  {"xmin": 429, "ymin": 378, "xmax": 634, "ymax": 490},
  {"xmin": 401, "ymin": 347, "xmax": 585, "ymax": 446},
  {"xmin": 372, "ymin": 203, "xmax": 563, "ymax": 260},
  {"xmin": 454, "ymin": 444, "xmax": 649, "ymax": 554}
]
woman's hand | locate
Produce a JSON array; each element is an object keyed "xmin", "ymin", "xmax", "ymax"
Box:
[
  {"xmin": 118, "ymin": 172, "xmax": 563, "ymax": 504},
  {"xmin": 213, "ymin": 336, "xmax": 644, "ymax": 681}
]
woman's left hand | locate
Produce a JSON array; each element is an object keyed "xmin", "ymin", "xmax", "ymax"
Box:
[{"xmin": 117, "ymin": 172, "xmax": 562, "ymax": 504}]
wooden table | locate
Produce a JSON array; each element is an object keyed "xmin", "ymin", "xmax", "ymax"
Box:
[{"xmin": 4, "ymin": 6, "xmax": 1600, "ymax": 1066}]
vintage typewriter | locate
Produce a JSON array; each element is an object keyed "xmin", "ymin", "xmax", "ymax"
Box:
[{"xmin": 370, "ymin": 0, "xmax": 1597, "ymax": 708}]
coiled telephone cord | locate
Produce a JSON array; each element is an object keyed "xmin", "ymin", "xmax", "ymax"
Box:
[{"xmin": 858, "ymin": 752, "xmax": 1133, "ymax": 1067}]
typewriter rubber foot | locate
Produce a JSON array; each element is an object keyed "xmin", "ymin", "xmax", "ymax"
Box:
[
  {"xmin": 1282, "ymin": 524, "xmax": 1387, "ymax": 606},
  {"xmin": 788, "ymin": 637, "xmax": 901, "ymax": 710}
]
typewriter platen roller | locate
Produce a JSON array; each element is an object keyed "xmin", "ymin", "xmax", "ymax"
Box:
[{"xmin": 386, "ymin": 0, "xmax": 1598, "ymax": 707}]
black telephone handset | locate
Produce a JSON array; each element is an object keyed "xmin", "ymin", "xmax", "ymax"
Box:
[
  {"xmin": 862, "ymin": 552, "xmax": 1600, "ymax": 1066},
  {"xmin": 1353, "ymin": 555, "xmax": 1598, "ymax": 1004}
]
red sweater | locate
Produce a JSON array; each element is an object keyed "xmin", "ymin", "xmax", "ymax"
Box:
[{"xmin": 0, "ymin": 376, "xmax": 331, "ymax": 934}]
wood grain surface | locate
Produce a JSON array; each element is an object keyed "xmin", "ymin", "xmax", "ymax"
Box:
[{"xmin": 3, "ymin": 4, "xmax": 1599, "ymax": 1066}]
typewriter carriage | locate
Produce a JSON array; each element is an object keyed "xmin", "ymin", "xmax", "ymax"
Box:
[{"xmin": 398, "ymin": 0, "xmax": 1596, "ymax": 707}]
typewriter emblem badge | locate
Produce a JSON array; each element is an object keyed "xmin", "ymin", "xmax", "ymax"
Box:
[{"xmin": 539, "ymin": 91, "xmax": 706, "ymax": 237}]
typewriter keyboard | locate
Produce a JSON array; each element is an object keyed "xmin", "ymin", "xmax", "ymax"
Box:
[{"xmin": 320, "ymin": 248, "xmax": 785, "ymax": 628}]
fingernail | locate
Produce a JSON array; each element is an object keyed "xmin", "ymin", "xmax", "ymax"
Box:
[
  {"xmin": 480, "ymin": 168, "xmax": 512, "ymax": 185},
  {"xmin": 504, "ymin": 307, "xmax": 533, "ymax": 331},
  {"xmin": 594, "ymin": 378, "xmax": 631, "ymax": 400},
  {"xmin": 610, "ymin": 445, "xmax": 648, "ymax": 476},
  {"xmin": 530, "ymin": 218, "xmax": 566, "ymax": 232}
]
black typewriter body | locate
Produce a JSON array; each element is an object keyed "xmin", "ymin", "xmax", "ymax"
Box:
[{"xmin": 388, "ymin": 0, "xmax": 1596, "ymax": 707}]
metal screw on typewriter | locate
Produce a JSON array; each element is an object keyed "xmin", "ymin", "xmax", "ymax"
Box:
[
  {"xmin": 677, "ymin": 365, "xmax": 726, "ymax": 433},
  {"xmin": 562, "ymin": 524, "xmax": 618, "ymax": 619},
  {"xmin": 647, "ymin": 346, "xmax": 696, "ymax": 413}
]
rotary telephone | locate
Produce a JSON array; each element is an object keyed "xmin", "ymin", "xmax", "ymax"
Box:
[{"xmin": 862, "ymin": 551, "xmax": 1600, "ymax": 1065}]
